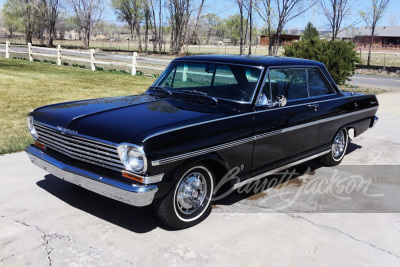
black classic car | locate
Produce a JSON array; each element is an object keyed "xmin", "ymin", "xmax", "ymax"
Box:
[{"xmin": 26, "ymin": 55, "xmax": 379, "ymax": 229}]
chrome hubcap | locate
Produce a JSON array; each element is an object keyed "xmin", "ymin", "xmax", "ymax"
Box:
[
  {"xmin": 176, "ymin": 172, "xmax": 207, "ymax": 215},
  {"xmin": 332, "ymin": 130, "xmax": 346, "ymax": 159}
]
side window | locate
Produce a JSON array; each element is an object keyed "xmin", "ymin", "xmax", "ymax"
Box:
[
  {"xmin": 308, "ymin": 69, "xmax": 334, "ymax": 97},
  {"xmin": 269, "ymin": 69, "xmax": 308, "ymax": 101}
]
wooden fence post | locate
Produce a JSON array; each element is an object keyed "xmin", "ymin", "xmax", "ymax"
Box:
[
  {"xmin": 28, "ymin": 43, "xmax": 33, "ymax": 61},
  {"xmin": 6, "ymin": 41, "xmax": 10, "ymax": 58},
  {"xmin": 90, "ymin": 49, "xmax": 95, "ymax": 71},
  {"xmin": 131, "ymin": 52, "xmax": 138, "ymax": 75},
  {"xmin": 57, "ymin": 45, "xmax": 61, "ymax": 65}
]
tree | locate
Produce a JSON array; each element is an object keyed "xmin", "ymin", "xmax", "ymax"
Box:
[
  {"xmin": 112, "ymin": 0, "xmax": 143, "ymax": 52},
  {"xmin": 284, "ymin": 38, "xmax": 359, "ymax": 84},
  {"xmin": 247, "ymin": 0, "xmax": 254, "ymax": 55},
  {"xmin": 302, "ymin": 22, "xmax": 319, "ymax": 40},
  {"xmin": 272, "ymin": 0, "xmax": 315, "ymax": 55},
  {"xmin": 360, "ymin": 0, "xmax": 390, "ymax": 66},
  {"xmin": 203, "ymin": 13, "xmax": 220, "ymax": 44},
  {"xmin": 225, "ymin": 14, "xmax": 242, "ymax": 45},
  {"xmin": 168, "ymin": 0, "xmax": 191, "ymax": 55},
  {"xmin": 2, "ymin": 0, "xmax": 41, "ymax": 44},
  {"xmin": 235, "ymin": 0, "xmax": 246, "ymax": 55},
  {"xmin": 68, "ymin": 0, "xmax": 104, "ymax": 48},
  {"xmin": 189, "ymin": 0, "xmax": 205, "ymax": 45},
  {"xmin": 1, "ymin": 7, "xmax": 19, "ymax": 37},
  {"xmin": 43, "ymin": 0, "xmax": 64, "ymax": 47},
  {"xmin": 317, "ymin": 0, "xmax": 358, "ymax": 40},
  {"xmin": 255, "ymin": 0, "xmax": 274, "ymax": 55}
]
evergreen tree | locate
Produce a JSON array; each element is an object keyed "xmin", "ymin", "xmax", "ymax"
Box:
[
  {"xmin": 302, "ymin": 22, "xmax": 319, "ymax": 40},
  {"xmin": 283, "ymin": 38, "xmax": 360, "ymax": 85}
]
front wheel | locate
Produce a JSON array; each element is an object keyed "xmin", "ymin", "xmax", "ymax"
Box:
[
  {"xmin": 154, "ymin": 163, "xmax": 215, "ymax": 229},
  {"xmin": 319, "ymin": 128, "xmax": 349, "ymax": 166}
]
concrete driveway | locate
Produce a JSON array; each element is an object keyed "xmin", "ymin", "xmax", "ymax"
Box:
[{"xmin": 1, "ymin": 93, "xmax": 400, "ymax": 266}]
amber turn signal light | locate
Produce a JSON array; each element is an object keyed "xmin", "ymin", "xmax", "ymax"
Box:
[
  {"xmin": 35, "ymin": 141, "xmax": 45, "ymax": 149},
  {"xmin": 122, "ymin": 171, "xmax": 143, "ymax": 183}
]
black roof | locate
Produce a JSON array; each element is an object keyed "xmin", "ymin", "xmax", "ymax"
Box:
[{"xmin": 174, "ymin": 55, "xmax": 324, "ymax": 68}]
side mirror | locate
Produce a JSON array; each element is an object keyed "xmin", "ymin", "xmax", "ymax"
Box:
[{"xmin": 267, "ymin": 95, "xmax": 287, "ymax": 108}]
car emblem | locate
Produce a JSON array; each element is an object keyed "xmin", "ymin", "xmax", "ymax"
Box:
[{"xmin": 57, "ymin": 126, "xmax": 78, "ymax": 135}]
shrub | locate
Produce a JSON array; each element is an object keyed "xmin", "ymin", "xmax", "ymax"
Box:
[
  {"xmin": 72, "ymin": 63, "xmax": 86, "ymax": 68},
  {"xmin": 61, "ymin": 61, "xmax": 69, "ymax": 66},
  {"xmin": 135, "ymin": 70, "xmax": 144, "ymax": 76},
  {"xmin": 95, "ymin": 66, "xmax": 104, "ymax": 71},
  {"xmin": 283, "ymin": 38, "xmax": 360, "ymax": 85},
  {"xmin": 43, "ymin": 59, "xmax": 56, "ymax": 65}
]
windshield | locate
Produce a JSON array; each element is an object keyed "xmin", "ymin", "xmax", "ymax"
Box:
[{"xmin": 151, "ymin": 62, "xmax": 263, "ymax": 102}]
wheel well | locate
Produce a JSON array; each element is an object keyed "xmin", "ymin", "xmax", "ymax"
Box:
[{"xmin": 201, "ymin": 159, "xmax": 229, "ymax": 183}]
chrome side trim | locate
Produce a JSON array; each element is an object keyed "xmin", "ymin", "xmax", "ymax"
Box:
[
  {"xmin": 233, "ymin": 150, "xmax": 331, "ymax": 189},
  {"xmin": 151, "ymin": 107, "xmax": 378, "ymax": 166},
  {"xmin": 26, "ymin": 145, "xmax": 158, "ymax": 207},
  {"xmin": 152, "ymin": 136, "xmax": 256, "ymax": 166},
  {"xmin": 143, "ymin": 95, "xmax": 368, "ymax": 142}
]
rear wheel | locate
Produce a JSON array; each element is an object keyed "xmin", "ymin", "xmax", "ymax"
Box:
[
  {"xmin": 154, "ymin": 163, "xmax": 214, "ymax": 229},
  {"xmin": 319, "ymin": 128, "xmax": 349, "ymax": 166}
]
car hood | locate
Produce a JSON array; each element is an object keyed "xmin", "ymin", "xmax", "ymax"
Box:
[{"xmin": 31, "ymin": 94, "xmax": 228, "ymax": 144}]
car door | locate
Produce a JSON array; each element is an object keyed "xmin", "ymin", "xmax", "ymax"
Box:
[
  {"xmin": 306, "ymin": 68, "xmax": 345, "ymax": 146},
  {"xmin": 251, "ymin": 68, "xmax": 320, "ymax": 177}
]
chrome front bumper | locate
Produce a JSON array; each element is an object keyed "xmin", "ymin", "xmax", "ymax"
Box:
[{"xmin": 26, "ymin": 145, "xmax": 158, "ymax": 207}]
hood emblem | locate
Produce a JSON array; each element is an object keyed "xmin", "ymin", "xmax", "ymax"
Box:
[{"xmin": 57, "ymin": 126, "xmax": 78, "ymax": 135}]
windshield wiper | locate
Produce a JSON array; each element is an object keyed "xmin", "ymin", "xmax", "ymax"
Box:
[
  {"xmin": 181, "ymin": 89, "xmax": 208, "ymax": 96},
  {"xmin": 180, "ymin": 90, "xmax": 218, "ymax": 105},
  {"xmin": 148, "ymin": 86, "xmax": 172, "ymax": 95}
]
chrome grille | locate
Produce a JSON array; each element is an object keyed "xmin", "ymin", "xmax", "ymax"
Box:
[{"xmin": 34, "ymin": 123, "xmax": 124, "ymax": 172}]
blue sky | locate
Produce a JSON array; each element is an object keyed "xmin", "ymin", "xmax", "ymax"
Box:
[{"xmin": 1, "ymin": 0, "xmax": 399, "ymax": 30}]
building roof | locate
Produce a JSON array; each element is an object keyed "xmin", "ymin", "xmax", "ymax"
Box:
[{"xmin": 337, "ymin": 26, "xmax": 400, "ymax": 38}]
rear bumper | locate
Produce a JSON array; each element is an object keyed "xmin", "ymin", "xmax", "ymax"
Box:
[{"xmin": 25, "ymin": 145, "xmax": 158, "ymax": 207}]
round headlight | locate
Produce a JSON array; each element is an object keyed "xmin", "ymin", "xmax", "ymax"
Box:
[
  {"xmin": 27, "ymin": 116, "xmax": 38, "ymax": 139},
  {"xmin": 117, "ymin": 144, "xmax": 147, "ymax": 173}
]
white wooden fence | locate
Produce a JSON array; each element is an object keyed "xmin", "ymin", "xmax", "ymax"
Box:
[{"xmin": 0, "ymin": 41, "xmax": 168, "ymax": 75}]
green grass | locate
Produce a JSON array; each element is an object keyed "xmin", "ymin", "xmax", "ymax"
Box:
[{"xmin": 0, "ymin": 58, "xmax": 155, "ymax": 155}]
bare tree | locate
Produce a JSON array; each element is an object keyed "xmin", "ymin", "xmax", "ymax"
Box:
[
  {"xmin": 68, "ymin": 0, "xmax": 104, "ymax": 48},
  {"xmin": 317, "ymin": 0, "xmax": 359, "ymax": 40},
  {"xmin": 255, "ymin": 0, "xmax": 274, "ymax": 55},
  {"xmin": 272, "ymin": 0, "xmax": 315, "ymax": 55},
  {"xmin": 189, "ymin": 0, "xmax": 205, "ymax": 44},
  {"xmin": 247, "ymin": 0, "xmax": 254, "ymax": 54},
  {"xmin": 360, "ymin": 0, "xmax": 390, "ymax": 66},
  {"xmin": 389, "ymin": 12, "xmax": 398, "ymax": 26},
  {"xmin": 149, "ymin": 0, "xmax": 158, "ymax": 52},
  {"xmin": 235, "ymin": 0, "xmax": 246, "ymax": 55},
  {"xmin": 144, "ymin": 0, "xmax": 151, "ymax": 53},
  {"xmin": 288, "ymin": 26, "xmax": 300, "ymax": 34},
  {"xmin": 43, "ymin": 0, "xmax": 64, "ymax": 47},
  {"xmin": 169, "ymin": 0, "xmax": 191, "ymax": 55}
]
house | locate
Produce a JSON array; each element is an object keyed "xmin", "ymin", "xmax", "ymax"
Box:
[
  {"xmin": 337, "ymin": 26, "xmax": 400, "ymax": 47},
  {"xmin": 260, "ymin": 34, "xmax": 301, "ymax": 46}
]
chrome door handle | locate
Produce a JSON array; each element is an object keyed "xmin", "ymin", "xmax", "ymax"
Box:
[{"xmin": 307, "ymin": 104, "xmax": 319, "ymax": 111}]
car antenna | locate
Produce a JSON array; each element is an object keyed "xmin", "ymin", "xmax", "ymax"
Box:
[{"xmin": 351, "ymin": 69, "xmax": 361, "ymax": 96}]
